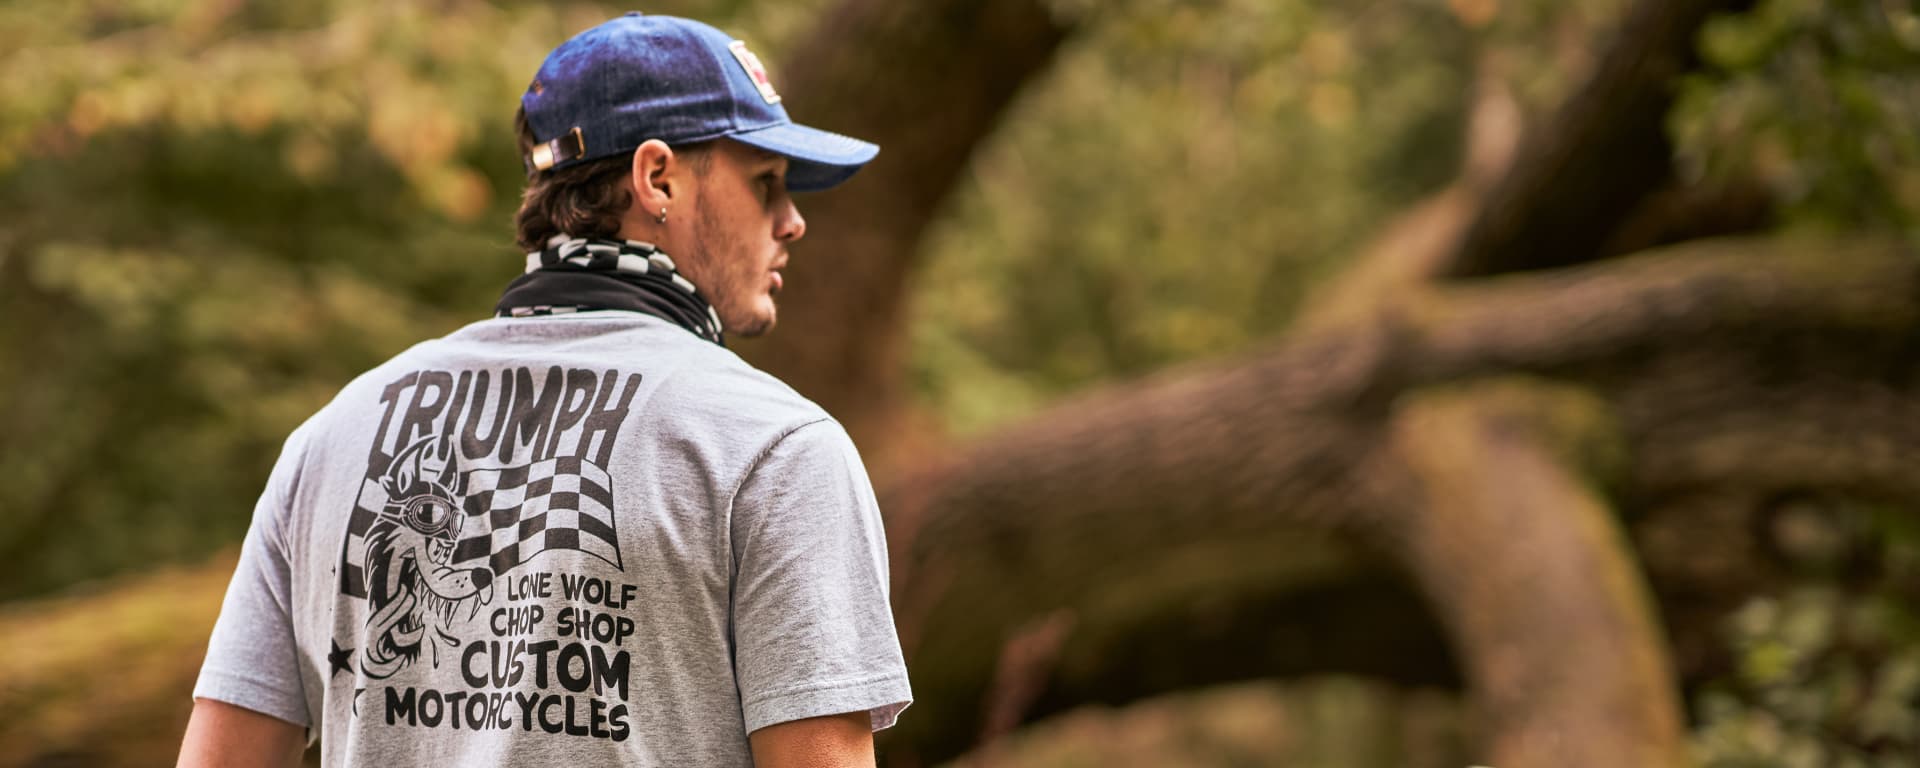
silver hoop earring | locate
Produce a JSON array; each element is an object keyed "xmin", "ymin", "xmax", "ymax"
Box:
[{"xmin": 655, "ymin": 207, "xmax": 668, "ymax": 224}]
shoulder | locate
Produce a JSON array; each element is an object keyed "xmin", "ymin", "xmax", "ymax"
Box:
[{"xmin": 644, "ymin": 331, "xmax": 834, "ymax": 441}]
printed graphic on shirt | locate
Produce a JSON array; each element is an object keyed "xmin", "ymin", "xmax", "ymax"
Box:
[{"xmin": 327, "ymin": 366, "xmax": 647, "ymax": 742}]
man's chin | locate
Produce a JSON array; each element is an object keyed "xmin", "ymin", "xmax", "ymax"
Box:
[{"xmin": 726, "ymin": 308, "xmax": 777, "ymax": 338}]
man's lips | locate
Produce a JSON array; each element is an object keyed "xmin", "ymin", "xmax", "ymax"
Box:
[{"xmin": 770, "ymin": 269, "xmax": 783, "ymax": 293}]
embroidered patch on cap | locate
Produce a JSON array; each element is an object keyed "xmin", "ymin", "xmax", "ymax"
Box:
[{"xmin": 728, "ymin": 40, "xmax": 782, "ymax": 105}]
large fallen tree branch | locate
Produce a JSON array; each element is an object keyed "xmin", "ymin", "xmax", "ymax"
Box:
[{"xmin": 876, "ymin": 236, "xmax": 1918, "ymax": 765}]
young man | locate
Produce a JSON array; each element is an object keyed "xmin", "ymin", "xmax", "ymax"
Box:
[{"xmin": 178, "ymin": 13, "xmax": 910, "ymax": 767}]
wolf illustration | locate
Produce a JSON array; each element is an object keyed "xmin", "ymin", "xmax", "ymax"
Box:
[{"xmin": 360, "ymin": 436, "xmax": 494, "ymax": 679}]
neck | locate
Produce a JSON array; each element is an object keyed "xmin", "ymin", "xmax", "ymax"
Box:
[{"xmin": 495, "ymin": 236, "xmax": 725, "ymax": 345}]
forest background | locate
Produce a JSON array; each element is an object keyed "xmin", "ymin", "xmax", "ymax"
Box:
[{"xmin": 1, "ymin": 0, "xmax": 1917, "ymax": 765}]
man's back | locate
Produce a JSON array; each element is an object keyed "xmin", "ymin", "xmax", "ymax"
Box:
[{"xmin": 194, "ymin": 312, "xmax": 908, "ymax": 766}]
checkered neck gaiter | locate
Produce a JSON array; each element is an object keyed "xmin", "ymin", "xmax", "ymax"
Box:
[{"xmin": 495, "ymin": 236, "xmax": 726, "ymax": 346}]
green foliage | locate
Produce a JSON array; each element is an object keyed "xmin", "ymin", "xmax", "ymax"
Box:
[
  {"xmin": 907, "ymin": 0, "xmax": 1637, "ymax": 435},
  {"xmin": 910, "ymin": 0, "xmax": 1476, "ymax": 434},
  {"xmin": 1673, "ymin": 0, "xmax": 1920, "ymax": 237},
  {"xmin": 1691, "ymin": 501, "xmax": 1920, "ymax": 767}
]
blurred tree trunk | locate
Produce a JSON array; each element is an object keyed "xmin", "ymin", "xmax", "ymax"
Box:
[
  {"xmin": 1438, "ymin": 0, "xmax": 1756, "ymax": 277},
  {"xmin": 737, "ymin": 0, "xmax": 1070, "ymax": 465},
  {"xmin": 1389, "ymin": 383, "xmax": 1684, "ymax": 768}
]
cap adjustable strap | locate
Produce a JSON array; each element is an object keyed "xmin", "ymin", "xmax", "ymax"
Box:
[{"xmin": 523, "ymin": 126, "xmax": 585, "ymax": 175}]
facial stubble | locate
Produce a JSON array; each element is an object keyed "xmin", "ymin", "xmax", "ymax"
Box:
[{"xmin": 692, "ymin": 192, "xmax": 776, "ymax": 338}]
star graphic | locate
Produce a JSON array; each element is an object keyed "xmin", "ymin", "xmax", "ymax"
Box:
[{"xmin": 328, "ymin": 639, "xmax": 354, "ymax": 679}]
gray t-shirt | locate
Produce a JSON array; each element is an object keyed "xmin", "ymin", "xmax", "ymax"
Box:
[{"xmin": 194, "ymin": 311, "xmax": 911, "ymax": 766}]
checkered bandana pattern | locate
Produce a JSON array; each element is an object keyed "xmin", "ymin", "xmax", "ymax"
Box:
[
  {"xmin": 338, "ymin": 455, "xmax": 622, "ymax": 599},
  {"xmin": 496, "ymin": 236, "xmax": 725, "ymax": 344}
]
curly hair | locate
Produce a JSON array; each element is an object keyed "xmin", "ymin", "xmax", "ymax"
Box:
[{"xmin": 512, "ymin": 107, "xmax": 711, "ymax": 251}]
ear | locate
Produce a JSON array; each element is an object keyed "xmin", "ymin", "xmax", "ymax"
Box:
[
  {"xmin": 385, "ymin": 436, "xmax": 430, "ymax": 495},
  {"xmin": 629, "ymin": 139, "xmax": 677, "ymax": 218}
]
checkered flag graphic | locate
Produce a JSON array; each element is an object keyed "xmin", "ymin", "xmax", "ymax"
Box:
[{"xmin": 338, "ymin": 456, "xmax": 622, "ymax": 599}]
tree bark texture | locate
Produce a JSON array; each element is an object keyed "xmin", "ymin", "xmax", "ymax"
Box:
[
  {"xmin": 876, "ymin": 236, "xmax": 1919, "ymax": 766},
  {"xmin": 739, "ymin": 0, "xmax": 1070, "ymax": 458},
  {"xmin": 1387, "ymin": 383, "xmax": 1683, "ymax": 767}
]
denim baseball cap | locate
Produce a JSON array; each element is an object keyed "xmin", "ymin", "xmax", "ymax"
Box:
[{"xmin": 521, "ymin": 12, "xmax": 879, "ymax": 191}]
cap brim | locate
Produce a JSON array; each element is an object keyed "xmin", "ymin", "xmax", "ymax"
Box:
[{"xmin": 729, "ymin": 122, "xmax": 879, "ymax": 192}]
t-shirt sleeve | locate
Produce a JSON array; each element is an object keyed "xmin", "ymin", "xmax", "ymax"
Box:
[
  {"xmin": 729, "ymin": 419, "xmax": 912, "ymax": 734},
  {"xmin": 192, "ymin": 425, "xmax": 314, "ymax": 730}
]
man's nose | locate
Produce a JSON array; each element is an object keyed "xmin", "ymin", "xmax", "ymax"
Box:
[{"xmin": 775, "ymin": 200, "xmax": 806, "ymax": 243}]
